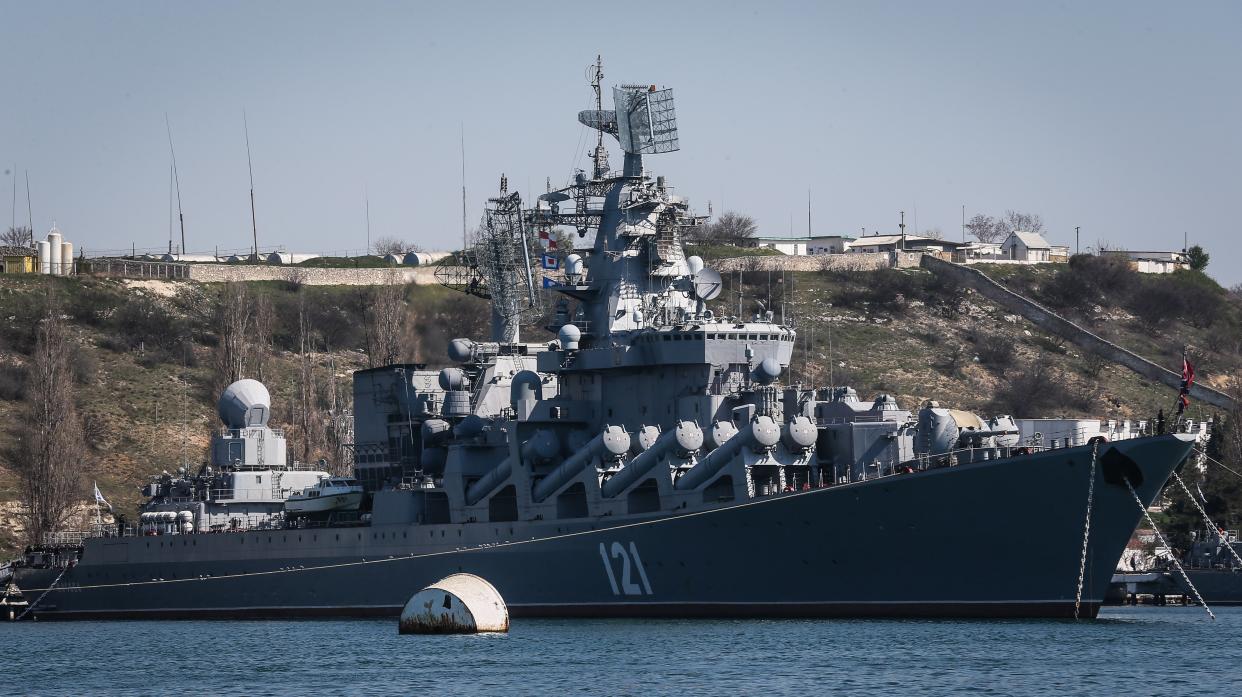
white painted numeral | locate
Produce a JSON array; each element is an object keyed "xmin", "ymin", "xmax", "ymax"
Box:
[{"xmin": 599, "ymin": 541, "xmax": 653, "ymax": 596}]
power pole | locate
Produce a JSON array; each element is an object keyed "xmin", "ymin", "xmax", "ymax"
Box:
[
  {"xmin": 899, "ymin": 211, "xmax": 906, "ymax": 251},
  {"xmin": 806, "ymin": 188, "xmax": 811, "ymax": 237},
  {"xmin": 1075, "ymin": 226, "xmax": 1080, "ymax": 255}
]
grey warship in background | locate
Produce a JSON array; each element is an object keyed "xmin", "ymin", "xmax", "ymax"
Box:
[{"xmin": 15, "ymin": 67, "xmax": 1198, "ymax": 619}]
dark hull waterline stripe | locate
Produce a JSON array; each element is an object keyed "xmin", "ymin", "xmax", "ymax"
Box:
[{"xmin": 28, "ymin": 599, "xmax": 1102, "ymax": 621}]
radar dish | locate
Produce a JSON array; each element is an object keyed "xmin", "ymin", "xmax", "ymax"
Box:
[
  {"xmin": 613, "ymin": 86, "xmax": 679, "ymax": 155},
  {"xmin": 577, "ymin": 109, "xmax": 618, "ymax": 134},
  {"xmin": 539, "ymin": 191, "xmax": 572, "ymax": 203},
  {"xmin": 693, "ymin": 267, "xmax": 722, "ymax": 301}
]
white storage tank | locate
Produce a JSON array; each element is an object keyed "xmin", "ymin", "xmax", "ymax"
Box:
[
  {"xmin": 266, "ymin": 252, "xmax": 321, "ymax": 265},
  {"xmin": 47, "ymin": 229, "xmax": 62, "ymax": 275},
  {"xmin": 60, "ymin": 241, "xmax": 73, "ymax": 275},
  {"xmin": 36, "ymin": 240, "xmax": 50, "ymax": 274}
]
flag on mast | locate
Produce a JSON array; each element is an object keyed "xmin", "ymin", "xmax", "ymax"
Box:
[
  {"xmin": 93, "ymin": 480, "xmax": 112, "ymax": 510},
  {"xmin": 1176, "ymin": 351, "xmax": 1195, "ymax": 416}
]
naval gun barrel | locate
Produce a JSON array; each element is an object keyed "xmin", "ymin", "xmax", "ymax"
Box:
[
  {"xmin": 674, "ymin": 416, "xmax": 780, "ymax": 491},
  {"xmin": 601, "ymin": 421, "xmax": 703, "ymax": 499},
  {"xmin": 531, "ymin": 425, "xmax": 629, "ymax": 503},
  {"xmin": 465, "ymin": 430, "xmax": 560, "ymax": 506}
]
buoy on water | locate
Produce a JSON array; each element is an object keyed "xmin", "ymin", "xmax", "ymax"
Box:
[{"xmin": 398, "ymin": 573, "xmax": 509, "ymax": 634}]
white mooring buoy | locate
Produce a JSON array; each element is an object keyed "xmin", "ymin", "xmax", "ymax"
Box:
[{"xmin": 398, "ymin": 573, "xmax": 509, "ymax": 634}]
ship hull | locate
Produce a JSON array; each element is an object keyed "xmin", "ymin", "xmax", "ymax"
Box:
[{"xmin": 16, "ymin": 435, "xmax": 1194, "ymax": 620}]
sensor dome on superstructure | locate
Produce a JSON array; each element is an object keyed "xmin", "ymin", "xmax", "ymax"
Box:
[{"xmin": 217, "ymin": 379, "xmax": 271, "ymax": 428}]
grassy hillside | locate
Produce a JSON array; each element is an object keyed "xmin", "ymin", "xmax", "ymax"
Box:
[{"xmin": 1, "ymin": 260, "xmax": 1238, "ymax": 554}]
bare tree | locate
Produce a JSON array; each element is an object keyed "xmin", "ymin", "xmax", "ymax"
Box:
[
  {"xmin": 362, "ymin": 281, "xmax": 408, "ymax": 367},
  {"xmin": 1002, "ymin": 210, "xmax": 1044, "ymax": 235},
  {"xmin": 2, "ymin": 225, "xmax": 32, "ymax": 247},
  {"xmin": 965, "ymin": 214, "xmax": 1005, "ymax": 243},
  {"xmin": 372, "ymin": 237, "xmax": 423, "ymax": 256},
  {"xmin": 966, "ymin": 211, "xmax": 1044, "ymax": 242},
  {"xmin": 324, "ymin": 355, "xmax": 354, "ymax": 476},
  {"xmin": 296, "ymin": 290, "xmax": 326, "ymax": 463},
  {"xmin": 687, "ymin": 211, "xmax": 758, "ymax": 246},
  {"xmin": 15, "ymin": 306, "xmax": 85, "ymax": 542},
  {"xmin": 251, "ymin": 292, "xmax": 276, "ymax": 383},
  {"xmin": 213, "ymin": 282, "xmax": 252, "ymax": 388}
]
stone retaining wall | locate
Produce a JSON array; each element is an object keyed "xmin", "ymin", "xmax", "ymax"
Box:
[
  {"xmin": 921, "ymin": 255, "xmax": 1234, "ymax": 410},
  {"xmin": 186, "ymin": 264, "xmax": 444, "ymax": 285},
  {"xmin": 714, "ymin": 253, "xmax": 894, "ymax": 272}
]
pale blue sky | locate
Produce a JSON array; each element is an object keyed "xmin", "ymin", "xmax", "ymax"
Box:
[{"xmin": 2, "ymin": 1, "xmax": 1239, "ymax": 281}]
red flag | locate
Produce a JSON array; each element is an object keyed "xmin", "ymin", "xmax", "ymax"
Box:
[{"xmin": 1182, "ymin": 354, "xmax": 1195, "ymax": 389}]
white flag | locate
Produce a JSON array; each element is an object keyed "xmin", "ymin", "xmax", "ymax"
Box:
[{"xmin": 93, "ymin": 480, "xmax": 111, "ymax": 510}]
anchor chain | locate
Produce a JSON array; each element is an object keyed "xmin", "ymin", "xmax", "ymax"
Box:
[
  {"xmin": 1074, "ymin": 442, "xmax": 1099, "ymax": 620},
  {"xmin": 1124, "ymin": 476, "xmax": 1215, "ymax": 620},
  {"xmin": 15, "ymin": 565, "xmax": 69, "ymax": 621},
  {"xmin": 1171, "ymin": 469, "xmax": 1242, "ymax": 570}
]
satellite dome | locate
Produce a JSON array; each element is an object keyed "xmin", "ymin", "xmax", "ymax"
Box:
[
  {"xmin": 558, "ymin": 324, "xmax": 581, "ymax": 350},
  {"xmin": 217, "ymin": 379, "xmax": 271, "ymax": 428},
  {"xmin": 753, "ymin": 357, "xmax": 782, "ymax": 385},
  {"xmin": 686, "ymin": 255, "xmax": 705, "ymax": 274},
  {"xmin": 447, "ymin": 338, "xmax": 474, "ymax": 363}
]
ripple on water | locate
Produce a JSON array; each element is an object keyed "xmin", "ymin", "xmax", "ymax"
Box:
[{"xmin": 3, "ymin": 607, "xmax": 1242, "ymax": 696}]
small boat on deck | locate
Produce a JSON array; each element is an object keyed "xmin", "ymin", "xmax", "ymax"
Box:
[{"xmin": 285, "ymin": 477, "xmax": 364, "ymax": 516}]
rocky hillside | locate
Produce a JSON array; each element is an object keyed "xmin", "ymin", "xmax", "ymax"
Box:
[{"xmin": 1, "ymin": 260, "xmax": 1238, "ymax": 554}]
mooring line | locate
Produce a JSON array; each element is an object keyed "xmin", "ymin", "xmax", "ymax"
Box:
[
  {"xmin": 1074, "ymin": 442, "xmax": 1099, "ymax": 620},
  {"xmin": 15, "ymin": 565, "xmax": 68, "ymax": 621},
  {"xmin": 1124, "ymin": 476, "xmax": 1214, "ymax": 620},
  {"xmin": 1171, "ymin": 469, "xmax": 1242, "ymax": 570}
]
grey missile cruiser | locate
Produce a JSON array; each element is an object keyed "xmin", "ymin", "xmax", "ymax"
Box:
[{"xmin": 15, "ymin": 67, "xmax": 1197, "ymax": 620}]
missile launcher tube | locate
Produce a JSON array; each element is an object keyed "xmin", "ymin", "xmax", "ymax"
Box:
[{"xmin": 602, "ymin": 421, "xmax": 703, "ymax": 498}]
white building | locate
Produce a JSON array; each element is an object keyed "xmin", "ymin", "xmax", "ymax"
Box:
[
  {"xmin": 1102, "ymin": 250, "xmax": 1190, "ymax": 274},
  {"xmin": 808, "ymin": 235, "xmax": 856, "ymax": 255},
  {"xmin": 1000, "ymin": 231, "xmax": 1062, "ymax": 262},
  {"xmin": 846, "ymin": 234, "xmax": 964, "ymax": 255},
  {"xmin": 750, "ymin": 236, "xmax": 808, "ymax": 255}
]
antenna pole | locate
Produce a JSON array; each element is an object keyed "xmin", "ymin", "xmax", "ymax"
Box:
[
  {"xmin": 365, "ymin": 191, "xmax": 371, "ymax": 255},
  {"xmin": 461, "ymin": 123, "xmax": 467, "ymax": 253},
  {"xmin": 244, "ymin": 111, "xmax": 258, "ymax": 258},
  {"xmin": 25, "ymin": 171, "xmax": 32, "ymax": 239},
  {"xmin": 165, "ymin": 114, "xmax": 186, "ymax": 255},
  {"xmin": 10, "ymin": 163, "xmax": 14, "ymax": 231},
  {"xmin": 807, "ymin": 188, "xmax": 811, "ymax": 236},
  {"xmin": 961, "ymin": 204, "xmax": 966, "ymax": 242},
  {"xmin": 590, "ymin": 55, "xmax": 607, "ymax": 177},
  {"xmin": 169, "ymin": 163, "xmax": 174, "ymax": 253}
]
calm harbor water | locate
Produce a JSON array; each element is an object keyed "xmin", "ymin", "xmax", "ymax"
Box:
[{"xmin": 6, "ymin": 607, "xmax": 1242, "ymax": 696}]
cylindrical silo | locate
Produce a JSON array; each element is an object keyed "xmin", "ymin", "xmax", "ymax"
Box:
[
  {"xmin": 36, "ymin": 241, "xmax": 51, "ymax": 274},
  {"xmin": 47, "ymin": 229, "xmax": 62, "ymax": 275},
  {"xmin": 60, "ymin": 241, "xmax": 73, "ymax": 275}
]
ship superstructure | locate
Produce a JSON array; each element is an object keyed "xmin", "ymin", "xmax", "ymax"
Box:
[
  {"xmin": 13, "ymin": 64, "xmax": 1198, "ymax": 620},
  {"xmin": 137, "ymin": 379, "xmax": 329, "ymax": 533}
]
